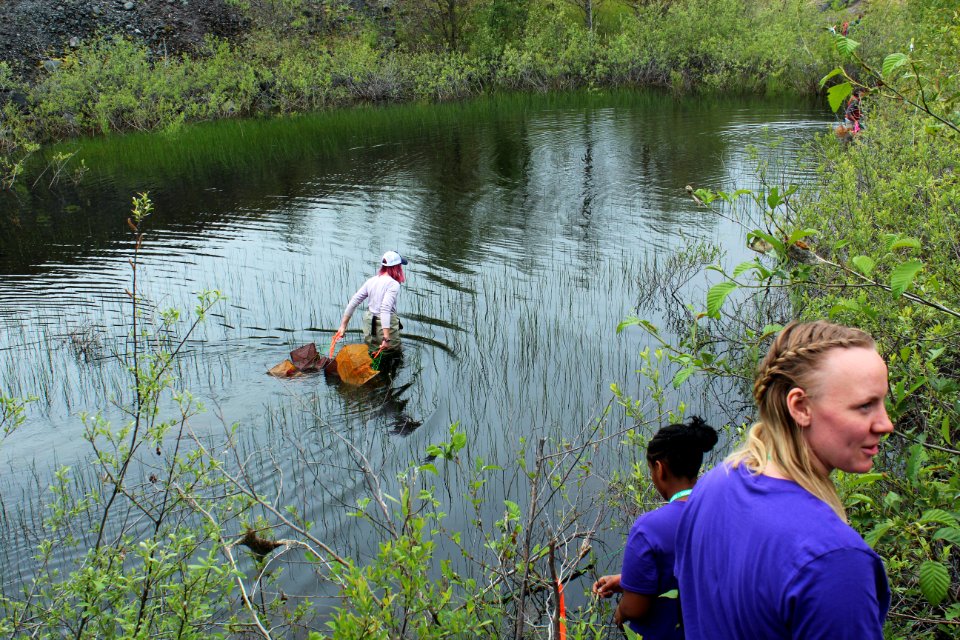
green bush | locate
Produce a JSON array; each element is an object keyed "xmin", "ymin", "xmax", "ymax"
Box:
[
  {"xmin": 0, "ymin": 62, "xmax": 38, "ymax": 189},
  {"xmin": 498, "ymin": 1, "xmax": 597, "ymax": 90},
  {"xmin": 623, "ymin": 11, "xmax": 960, "ymax": 633}
]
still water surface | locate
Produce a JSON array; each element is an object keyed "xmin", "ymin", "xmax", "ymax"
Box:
[{"xmin": 0, "ymin": 90, "xmax": 828, "ymax": 612}]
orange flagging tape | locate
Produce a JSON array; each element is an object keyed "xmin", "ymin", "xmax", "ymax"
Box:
[{"xmin": 558, "ymin": 578, "xmax": 567, "ymax": 640}]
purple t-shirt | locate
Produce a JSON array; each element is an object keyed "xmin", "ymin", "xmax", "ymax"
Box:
[
  {"xmin": 620, "ymin": 500, "xmax": 685, "ymax": 640},
  {"xmin": 675, "ymin": 463, "xmax": 890, "ymax": 639}
]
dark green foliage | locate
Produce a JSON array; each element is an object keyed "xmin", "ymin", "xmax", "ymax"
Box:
[
  {"xmin": 2, "ymin": 0, "xmax": 877, "ymax": 185},
  {"xmin": 625, "ymin": 4, "xmax": 960, "ymax": 634}
]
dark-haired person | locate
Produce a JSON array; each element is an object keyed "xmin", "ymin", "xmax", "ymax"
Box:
[
  {"xmin": 674, "ymin": 321, "xmax": 892, "ymax": 639},
  {"xmin": 593, "ymin": 416, "xmax": 718, "ymax": 640},
  {"xmin": 334, "ymin": 251, "xmax": 408, "ymax": 351},
  {"xmin": 844, "ymin": 87, "xmax": 865, "ymax": 132}
]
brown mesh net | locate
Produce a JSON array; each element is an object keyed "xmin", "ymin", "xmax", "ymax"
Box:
[{"xmin": 268, "ymin": 342, "xmax": 337, "ymax": 378}]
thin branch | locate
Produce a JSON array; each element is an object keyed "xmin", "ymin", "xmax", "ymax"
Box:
[
  {"xmin": 177, "ymin": 488, "xmax": 273, "ymax": 639},
  {"xmin": 892, "ymin": 431, "xmax": 960, "ymax": 456}
]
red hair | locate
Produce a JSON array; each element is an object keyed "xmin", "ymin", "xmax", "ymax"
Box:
[{"xmin": 379, "ymin": 264, "xmax": 405, "ymax": 284}]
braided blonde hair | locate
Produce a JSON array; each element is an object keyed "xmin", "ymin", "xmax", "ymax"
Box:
[{"xmin": 726, "ymin": 320, "xmax": 876, "ymax": 521}]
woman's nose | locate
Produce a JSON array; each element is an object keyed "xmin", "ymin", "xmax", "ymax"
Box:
[{"xmin": 875, "ymin": 406, "xmax": 894, "ymax": 433}]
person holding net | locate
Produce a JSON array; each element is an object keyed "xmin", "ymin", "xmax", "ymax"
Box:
[
  {"xmin": 674, "ymin": 321, "xmax": 892, "ymax": 639},
  {"xmin": 335, "ymin": 251, "xmax": 408, "ymax": 352},
  {"xmin": 593, "ymin": 416, "xmax": 718, "ymax": 639}
]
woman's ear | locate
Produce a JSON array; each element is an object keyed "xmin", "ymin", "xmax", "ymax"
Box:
[
  {"xmin": 652, "ymin": 459, "xmax": 668, "ymax": 482},
  {"xmin": 786, "ymin": 386, "xmax": 812, "ymax": 428}
]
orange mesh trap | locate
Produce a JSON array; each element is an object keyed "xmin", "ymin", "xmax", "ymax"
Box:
[
  {"xmin": 267, "ymin": 360, "xmax": 301, "ymax": 378},
  {"xmin": 335, "ymin": 344, "xmax": 380, "ymax": 385}
]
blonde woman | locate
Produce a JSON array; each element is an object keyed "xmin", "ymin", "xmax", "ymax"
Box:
[{"xmin": 674, "ymin": 321, "xmax": 892, "ymax": 639}]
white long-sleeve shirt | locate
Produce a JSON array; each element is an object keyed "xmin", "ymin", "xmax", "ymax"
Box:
[{"xmin": 344, "ymin": 274, "xmax": 401, "ymax": 329}]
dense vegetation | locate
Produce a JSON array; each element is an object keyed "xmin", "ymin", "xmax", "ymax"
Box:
[
  {"xmin": 0, "ymin": 0, "xmax": 890, "ymax": 190},
  {"xmin": 1, "ymin": 0, "xmax": 959, "ymax": 637},
  {"xmin": 626, "ymin": 1, "xmax": 959, "ymax": 635}
]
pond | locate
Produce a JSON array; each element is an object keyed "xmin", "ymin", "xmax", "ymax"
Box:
[{"xmin": 0, "ymin": 89, "xmax": 830, "ymax": 622}]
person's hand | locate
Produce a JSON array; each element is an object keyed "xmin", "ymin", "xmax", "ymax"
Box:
[
  {"xmin": 380, "ymin": 338, "xmax": 390, "ymax": 351},
  {"xmin": 592, "ymin": 574, "xmax": 622, "ymax": 598},
  {"xmin": 334, "ymin": 326, "xmax": 345, "ymax": 341}
]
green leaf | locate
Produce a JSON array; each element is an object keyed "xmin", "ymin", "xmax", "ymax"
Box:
[
  {"xmin": 819, "ymin": 66, "xmax": 846, "ymax": 88},
  {"xmin": 889, "ymin": 259, "xmax": 924, "ymax": 297},
  {"xmin": 766, "ymin": 186, "xmax": 783, "ymax": 209},
  {"xmin": 706, "ymin": 281, "xmax": 738, "ymax": 318},
  {"xmin": 787, "ymin": 228, "xmax": 817, "ymax": 244},
  {"xmin": 693, "ymin": 188, "xmax": 716, "ymax": 204},
  {"xmin": 829, "ymin": 299, "xmax": 861, "ymax": 319},
  {"xmin": 672, "ymin": 366, "xmax": 695, "ymax": 389},
  {"xmin": 835, "ymin": 36, "xmax": 861, "ymax": 57},
  {"xmin": 850, "ymin": 255, "xmax": 876, "ymax": 277},
  {"xmin": 844, "ymin": 472, "xmax": 883, "ymax": 488},
  {"xmin": 933, "ymin": 527, "xmax": 960, "ymax": 545},
  {"xmin": 889, "ymin": 237, "xmax": 921, "ymax": 251},
  {"xmin": 759, "ymin": 324, "xmax": 784, "ymax": 339},
  {"xmin": 881, "ymin": 53, "xmax": 909, "ymax": 78},
  {"xmin": 617, "ymin": 317, "xmax": 660, "ymax": 336},
  {"xmin": 748, "ymin": 230, "xmax": 784, "ymax": 255},
  {"xmin": 419, "ymin": 463, "xmax": 438, "ymax": 475},
  {"xmin": 883, "ymin": 491, "xmax": 903, "ymax": 511},
  {"xmin": 906, "ymin": 444, "xmax": 927, "ymax": 483},
  {"xmin": 847, "ymin": 493, "xmax": 876, "ymax": 508},
  {"xmin": 864, "ymin": 520, "xmax": 894, "ymax": 548},
  {"xmin": 918, "ymin": 560, "xmax": 949, "ymax": 606},
  {"xmin": 733, "ymin": 260, "xmax": 757, "ymax": 278},
  {"xmin": 828, "ymin": 82, "xmax": 853, "ymax": 113},
  {"xmin": 920, "ymin": 509, "xmax": 959, "ymax": 527}
]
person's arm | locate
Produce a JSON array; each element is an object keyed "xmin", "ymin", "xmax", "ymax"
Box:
[
  {"xmin": 614, "ymin": 591, "xmax": 656, "ymax": 628},
  {"xmin": 377, "ymin": 281, "xmax": 400, "ymax": 348},
  {"xmin": 787, "ymin": 548, "xmax": 889, "ymax": 640},
  {"xmin": 617, "ymin": 528, "xmax": 663, "ymax": 630},
  {"xmin": 335, "ymin": 284, "xmax": 369, "ymax": 339}
]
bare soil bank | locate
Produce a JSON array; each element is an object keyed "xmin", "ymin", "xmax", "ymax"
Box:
[{"xmin": 0, "ymin": 0, "xmax": 248, "ymax": 81}]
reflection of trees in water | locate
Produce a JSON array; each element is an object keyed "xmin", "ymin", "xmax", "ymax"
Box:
[
  {"xmin": 0, "ymin": 142, "xmax": 399, "ymax": 275},
  {"xmin": 405, "ymin": 124, "xmax": 488, "ymax": 273},
  {"xmin": 1, "ymin": 93, "xmax": 807, "ymax": 281}
]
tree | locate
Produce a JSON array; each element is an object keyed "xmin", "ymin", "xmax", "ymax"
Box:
[
  {"xmin": 565, "ymin": 0, "xmax": 603, "ymax": 31},
  {"xmin": 393, "ymin": 0, "xmax": 477, "ymax": 51}
]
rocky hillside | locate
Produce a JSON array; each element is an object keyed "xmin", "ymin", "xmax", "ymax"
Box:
[{"xmin": 0, "ymin": 0, "xmax": 249, "ymax": 81}]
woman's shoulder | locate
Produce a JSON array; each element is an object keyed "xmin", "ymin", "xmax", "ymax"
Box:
[
  {"xmin": 630, "ymin": 501, "xmax": 685, "ymax": 542},
  {"xmin": 374, "ymin": 273, "xmax": 401, "ymax": 288}
]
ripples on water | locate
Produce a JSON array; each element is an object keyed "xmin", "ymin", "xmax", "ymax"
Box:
[{"xmin": 0, "ymin": 90, "xmax": 830, "ymax": 607}]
